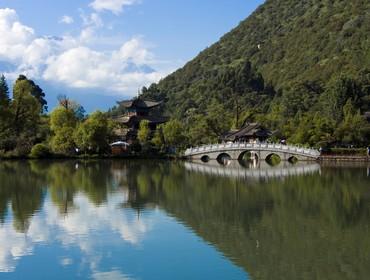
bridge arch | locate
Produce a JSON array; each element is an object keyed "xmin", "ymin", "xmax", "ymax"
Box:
[
  {"xmin": 201, "ymin": 155, "xmax": 210, "ymax": 163},
  {"xmin": 237, "ymin": 151, "xmax": 258, "ymax": 161},
  {"xmin": 265, "ymin": 153, "xmax": 282, "ymax": 166},
  {"xmin": 217, "ymin": 153, "xmax": 232, "ymax": 166},
  {"xmin": 288, "ymin": 156, "xmax": 298, "ymax": 164}
]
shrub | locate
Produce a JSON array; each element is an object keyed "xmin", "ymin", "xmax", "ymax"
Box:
[{"xmin": 30, "ymin": 143, "xmax": 50, "ymax": 158}]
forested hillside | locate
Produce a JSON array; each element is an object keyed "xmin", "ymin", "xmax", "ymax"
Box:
[{"xmin": 141, "ymin": 0, "xmax": 370, "ymax": 146}]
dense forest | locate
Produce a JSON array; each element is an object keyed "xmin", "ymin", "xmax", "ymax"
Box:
[{"xmin": 141, "ymin": 0, "xmax": 370, "ymax": 146}]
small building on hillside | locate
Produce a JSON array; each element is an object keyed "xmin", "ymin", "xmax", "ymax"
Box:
[
  {"xmin": 113, "ymin": 98, "xmax": 168, "ymax": 143},
  {"xmin": 222, "ymin": 123, "xmax": 272, "ymax": 143}
]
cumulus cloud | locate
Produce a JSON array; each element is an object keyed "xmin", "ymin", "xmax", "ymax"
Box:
[
  {"xmin": 0, "ymin": 8, "xmax": 167, "ymax": 96},
  {"xmin": 90, "ymin": 0, "xmax": 139, "ymax": 14},
  {"xmin": 59, "ymin": 15, "xmax": 74, "ymax": 25},
  {"xmin": 0, "ymin": 8, "xmax": 35, "ymax": 62}
]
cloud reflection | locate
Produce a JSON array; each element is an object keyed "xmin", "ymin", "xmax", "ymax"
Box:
[{"xmin": 0, "ymin": 190, "xmax": 153, "ymax": 273}]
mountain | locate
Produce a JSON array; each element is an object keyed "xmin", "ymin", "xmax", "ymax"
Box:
[{"xmin": 141, "ymin": 0, "xmax": 370, "ymax": 146}]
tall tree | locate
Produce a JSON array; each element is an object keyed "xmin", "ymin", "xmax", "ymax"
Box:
[
  {"xmin": 9, "ymin": 77, "xmax": 43, "ymax": 154},
  {"xmin": 16, "ymin": 75, "xmax": 48, "ymax": 113},
  {"xmin": 0, "ymin": 74, "xmax": 10, "ymax": 108},
  {"xmin": 0, "ymin": 75, "xmax": 12, "ymax": 151}
]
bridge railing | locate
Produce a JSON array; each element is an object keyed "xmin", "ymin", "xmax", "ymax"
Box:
[{"xmin": 184, "ymin": 143, "xmax": 320, "ymax": 157}]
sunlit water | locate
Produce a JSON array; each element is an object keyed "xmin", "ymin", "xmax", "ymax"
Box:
[{"xmin": 0, "ymin": 160, "xmax": 369, "ymax": 279}]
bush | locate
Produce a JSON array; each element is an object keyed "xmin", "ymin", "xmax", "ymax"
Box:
[{"xmin": 30, "ymin": 143, "xmax": 51, "ymax": 158}]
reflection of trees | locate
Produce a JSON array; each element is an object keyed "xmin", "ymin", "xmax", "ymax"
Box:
[
  {"xmin": 0, "ymin": 161, "xmax": 45, "ymax": 232},
  {"xmin": 0, "ymin": 160, "xmax": 120, "ymax": 232},
  {"xmin": 125, "ymin": 162, "xmax": 370, "ymax": 280},
  {"xmin": 32, "ymin": 160, "xmax": 117, "ymax": 212}
]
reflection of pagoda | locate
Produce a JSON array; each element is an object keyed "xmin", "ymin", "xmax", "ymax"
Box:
[{"xmin": 113, "ymin": 98, "xmax": 168, "ymax": 143}]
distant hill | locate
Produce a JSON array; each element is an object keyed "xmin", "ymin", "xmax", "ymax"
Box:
[{"xmin": 141, "ymin": 0, "xmax": 370, "ymax": 146}]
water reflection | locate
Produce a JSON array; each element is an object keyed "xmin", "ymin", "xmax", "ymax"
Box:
[
  {"xmin": 0, "ymin": 160, "xmax": 369, "ymax": 279},
  {"xmin": 185, "ymin": 160, "xmax": 321, "ymax": 180}
]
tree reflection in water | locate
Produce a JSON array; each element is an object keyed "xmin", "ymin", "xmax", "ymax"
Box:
[{"xmin": 0, "ymin": 160, "xmax": 369, "ymax": 279}]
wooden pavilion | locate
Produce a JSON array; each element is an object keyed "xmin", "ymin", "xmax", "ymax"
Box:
[{"xmin": 113, "ymin": 98, "xmax": 168, "ymax": 143}]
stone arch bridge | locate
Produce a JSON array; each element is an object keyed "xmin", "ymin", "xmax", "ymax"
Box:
[{"xmin": 185, "ymin": 143, "xmax": 320, "ymax": 163}]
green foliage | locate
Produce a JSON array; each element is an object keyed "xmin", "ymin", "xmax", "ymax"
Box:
[
  {"xmin": 0, "ymin": 74, "xmax": 10, "ymax": 108},
  {"xmin": 137, "ymin": 120, "xmax": 151, "ymax": 146},
  {"xmin": 151, "ymin": 128, "xmax": 165, "ymax": 150},
  {"xmin": 49, "ymin": 106, "xmax": 79, "ymax": 154},
  {"xmin": 74, "ymin": 111, "xmax": 114, "ymax": 154},
  {"xmin": 50, "ymin": 107, "xmax": 78, "ymax": 131},
  {"xmin": 0, "ymin": 75, "xmax": 12, "ymax": 150},
  {"xmin": 51, "ymin": 126, "xmax": 76, "ymax": 155},
  {"xmin": 3, "ymin": 76, "xmax": 45, "ymax": 155},
  {"xmin": 30, "ymin": 143, "xmax": 50, "ymax": 158},
  {"xmin": 162, "ymin": 120, "xmax": 186, "ymax": 148},
  {"xmin": 16, "ymin": 75, "xmax": 47, "ymax": 113}
]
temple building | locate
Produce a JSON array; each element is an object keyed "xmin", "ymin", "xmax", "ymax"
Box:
[
  {"xmin": 222, "ymin": 123, "xmax": 272, "ymax": 143},
  {"xmin": 113, "ymin": 98, "xmax": 168, "ymax": 143}
]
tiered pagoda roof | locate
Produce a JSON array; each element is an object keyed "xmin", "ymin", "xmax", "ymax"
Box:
[{"xmin": 118, "ymin": 99, "xmax": 162, "ymax": 110}]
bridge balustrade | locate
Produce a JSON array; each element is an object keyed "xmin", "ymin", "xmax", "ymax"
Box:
[{"xmin": 185, "ymin": 142, "xmax": 320, "ymax": 158}]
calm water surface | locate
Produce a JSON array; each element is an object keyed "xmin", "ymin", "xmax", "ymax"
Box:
[{"xmin": 0, "ymin": 160, "xmax": 369, "ymax": 279}]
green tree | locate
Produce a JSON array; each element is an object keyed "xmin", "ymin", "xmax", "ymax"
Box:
[
  {"xmin": 10, "ymin": 77, "xmax": 43, "ymax": 154},
  {"xmin": 138, "ymin": 120, "xmax": 151, "ymax": 146},
  {"xmin": 51, "ymin": 126, "xmax": 76, "ymax": 154},
  {"xmin": 49, "ymin": 106, "xmax": 79, "ymax": 154},
  {"xmin": 162, "ymin": 120, "xmax": 186, "ymax": 148},
  {"xmin": 0, "ymin": 74, "xmax": 10, "ymax": 109},
  {"xmin": 0, "ymin": 75, "xmax": 11, "ymax": 150},
  {"xmin": 74, "ymin": 111, "xmax": 114, "ymax": 154},
  {"xmin": 16, "ymin": 75, "xmax": 47, "ymax": 113}
]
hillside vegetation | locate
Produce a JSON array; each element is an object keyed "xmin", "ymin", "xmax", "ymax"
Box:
[{"xmin": 142, "ymin": 0, "xmax": 370, "ymax": 147}]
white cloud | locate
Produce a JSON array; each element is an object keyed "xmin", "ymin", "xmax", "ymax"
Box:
[
  {"xmin": 90, "ymin": 0, "xmax": 139, "ymax": 14},
  {"xmin": 59, "ymin": 15, "xmax": 74, "ymax": 25},
  {"xmin": 81, "ymin": 12, "xmax": 103, "ymax": 28},
  {"xmin": 0, "ymin": 8, "xmax": 168, "ymax": 97},
  {"xmin": 43, "ymin": 41, "xmax": 162, "ymax": 92},
  {"xmin": 0, "ymin": 8, "xmax": 35, "ymax": 62}
]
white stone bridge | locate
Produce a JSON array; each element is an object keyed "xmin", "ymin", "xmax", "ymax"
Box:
[{"xmin": 185, "ymin": 143, "xmax": 321, "ymax": 163}]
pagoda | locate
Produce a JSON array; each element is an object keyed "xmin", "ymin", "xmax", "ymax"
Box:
[{"xmin": 113, "ymin": 98, "xmax": 168, "ymax": 143}]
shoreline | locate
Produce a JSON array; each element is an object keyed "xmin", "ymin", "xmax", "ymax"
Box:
[
  {"xmin": 318, "ymin": 155, "xmax": 370, "ymax": 162},
  {"xmin": 1, "ymin": 155, "xmax": 369, "ymax": 162}
]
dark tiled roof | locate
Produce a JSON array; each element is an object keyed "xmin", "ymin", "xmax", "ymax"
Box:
[
  {"xmin": 113, "ymin": 115, "xmax": 168, "ymax": 125},
  {"xmin": 119, "ymin": 98, "xmax": 162, "ymax": 109},
  {"xmin": 224, "ymin": 123, "xmax": 271, "ymax": 141}
]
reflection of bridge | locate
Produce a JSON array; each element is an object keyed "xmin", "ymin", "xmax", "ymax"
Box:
[
  {"xmin": 184, "ymin": 161, "xmax": 321, "ymax": 180},
  {"xmin": 185, "ymin": 143, "xmax": 320, "ymax": 162}
]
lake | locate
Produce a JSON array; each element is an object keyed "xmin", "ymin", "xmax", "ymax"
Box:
[{"xmin": 0, "ymin": 160, "xmax": 369, "ymax": 279}]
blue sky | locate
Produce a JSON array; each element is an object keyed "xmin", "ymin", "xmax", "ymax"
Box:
[{"xmin": 0, "ymin": 0, "xmax": 264, "ymax": 111}]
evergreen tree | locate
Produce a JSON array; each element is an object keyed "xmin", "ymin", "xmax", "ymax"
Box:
[
  {"xmin": 0, "ymin": 75, "xmax": 12, "ymax": 151},
  {"xmin": 0, "ymin": 74, "xmax": 10, "ymax": 108}
]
